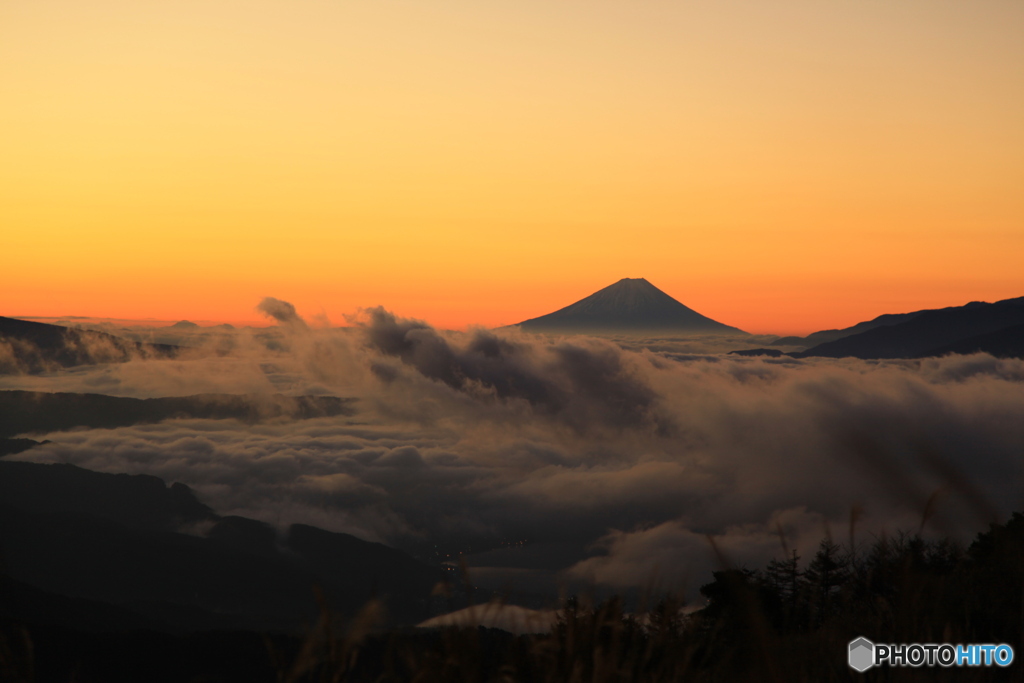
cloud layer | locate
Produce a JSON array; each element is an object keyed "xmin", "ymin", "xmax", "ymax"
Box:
[{"xmin": 7, "ymin": 302, "xmax": 1024, "ymax": 599}]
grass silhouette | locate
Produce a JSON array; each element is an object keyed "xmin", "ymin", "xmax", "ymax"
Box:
[
  {"xmin": 265, "ymin": 514, "xmax": 1024, "ymax": 682},
  {"xmin": 2, "ymin": 514, "xmax": 1023, "ymax": 681}
]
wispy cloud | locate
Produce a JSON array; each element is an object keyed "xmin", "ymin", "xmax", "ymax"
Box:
[{"xmin": 6, "ymin": 300, "xmax": 1024, "ymax": 597}]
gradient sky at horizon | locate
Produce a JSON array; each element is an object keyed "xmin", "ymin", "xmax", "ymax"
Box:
[{"xmin": 2, "ymin": 0, "xmax": 1022, "ymax": 335}]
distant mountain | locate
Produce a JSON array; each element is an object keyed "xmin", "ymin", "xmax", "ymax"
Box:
[
  {"xmin": 0, "ymin": 390, "xmax": 356, "ymax": 439},
  {"xmin": 0, "ymin": 460, "xmax": 442, "ymax": 631},
  {"xmin": 770, "ymin": 310, "xmax": 924, "ymax": 347},
  {"xmin": 0, "ymin": 437, "xmax": 46, "ymax": 458},
  {"xmin": 729, "ymin": 348, "xmax": 787, "ymax": 358},
  {"xmin": 922, "ymin": 321, "xmax": 1024, "ymax": 359},
  {"xmin": 799, "ymin": 296, "xmax": 1024, "ymax": 359},
  {"xmin": 514, "ymin": 278, "xmax": 745, "ymax": 335},
  {"xmin": 734, "ymin": 296, "xmax": 1024, "ymax": 360},
  {"xmin": 0, "ymin": 460, "xmax": 217, "ymax": 531},
  {"xmin": 0, "ymin": 316, "xmax": 179, "ymax": 373}
]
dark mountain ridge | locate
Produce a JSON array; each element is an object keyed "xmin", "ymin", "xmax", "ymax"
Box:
[
  {"xmin": 924, "ymin": 321, "xmax": 1024, "ymax": 358},
  {"xmin": 800, "ymin": 295, "xmax": 1024, "ymax": 359},
  {"xmin": 770, "ymin": 310, "xmax": 924, "ymax": 347},
  {"xmin": 0, "ymin": 390, "xmax": 356, "ymax": 439},
  {"xmin": 0, "ymin": 316, "xmax": 179, "ymax": 373},
  {"xmin": 734, "ymin": 295, "xmax": 1024, "ymax": 360},
  {"xmin": 0, "ymin": 460, "xmax": 216, "ymax": 531},
  {"xmin": 515, "ymin": 278, "xmax": 745, "ymax": 335},
  {"xmin": 0, "ymin": 460, "xmax": 442, "ymax": 632}
]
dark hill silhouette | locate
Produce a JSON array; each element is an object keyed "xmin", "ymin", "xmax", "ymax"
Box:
[
  {"xmin": 0, "ymin": 437, "xmax": 46, "ymax": 458},
  {"xmin": 0, "ymin": 461, "xmax": 442, "ymax": 631},
  {"xmin": 0, "ymin": 390, "xmax": 356, "ymax": 439},
  {"xmin": 769, "ymin": 310, "xmax": 924, "ymax": 347},
  {"xmin": 288, "ymin": 524, "xmax": 438, "ymax": 604},
  {"xmin": 799, "ymin": 296, "xmax": 1024, "ymax": 359},
  {"xmin": 0, "ymin": 460, "xmax": 216, "ymax": 531},
  {"xmin": 515, "ymin": 278, "xmax": 745, "ymax": 335},
  {"xmin": 0, "ymin": 574, "xmax": 158, "ymax": 633},
  {"xmin": 734, "ymin": 296, "xmax": 1024, "ymax": 359},
  {"xmin": 729, "ymin": 348, "xmax": 786, "ymax": 358},
  {"xmin": 921, "ymin": 321, "xmax": 1024, "ymax": 359},
  {"xmin": 0, "ymin": 316, "xmax": 179, "ymax": 373}
]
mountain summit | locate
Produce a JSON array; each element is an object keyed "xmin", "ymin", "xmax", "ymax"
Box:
[{"xmin": 514, "ymin": 278, "xmax": 745, "ymax": 335}]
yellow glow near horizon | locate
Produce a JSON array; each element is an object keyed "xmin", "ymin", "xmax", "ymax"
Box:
[{"xmin": 2, "ymin": 1, "xmax": 1022, "ymax": 334}]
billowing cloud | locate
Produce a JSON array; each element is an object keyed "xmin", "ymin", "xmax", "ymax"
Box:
[
  {"xmin": 6, "ymin": 301, "xmax": 1024, "ymax": 599},
  {"xmin": 356, "ymin": 306, "xmax": 668, "ymax": 433},
  {"xmin": 567, "ymin": 508, "xmax": 828, "ymax": 592},
  {"xmin": 257, "ymin": 297, "xmax": 308, "ymax": 329}
]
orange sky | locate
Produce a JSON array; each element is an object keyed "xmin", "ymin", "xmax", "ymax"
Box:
[{"xmin": 2, "ymin": 0, "xmax": 1022, "ymax": 335}]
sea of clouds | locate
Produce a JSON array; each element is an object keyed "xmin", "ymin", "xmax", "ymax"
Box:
[{"xmin": 4, "ymin": 299, "xmax": 1024, "ymax": 600}]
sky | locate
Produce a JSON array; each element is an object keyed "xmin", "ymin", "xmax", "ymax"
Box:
[{"xmin": 2, "ymin": 0, "xmax": 1022, "ymax": 335}]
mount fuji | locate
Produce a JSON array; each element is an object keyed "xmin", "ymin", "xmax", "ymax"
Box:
[{"xmin": 514, "ymin": 278, "xmax": 745, "ymax": 335}]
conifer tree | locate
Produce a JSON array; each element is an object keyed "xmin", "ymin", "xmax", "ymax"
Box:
[{"xmin": 805, "ymin": 539, "xmax": 849, "ymax": 624}]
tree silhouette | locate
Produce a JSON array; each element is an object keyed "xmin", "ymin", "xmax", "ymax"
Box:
[{"xmin": 804, "ymin": 539, "xmax": 849, "ymax": 625}]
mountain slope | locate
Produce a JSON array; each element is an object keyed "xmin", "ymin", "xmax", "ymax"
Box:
[
  {"xmin": 799, "ymin": 296, "xmax": 1024, "ymax": 359},
  {"xmin": 515, "ymin": 278, "xmax": 744, "ymax": 334},
  {"xmin": 770, "ymin": 310, "xmax": 924, "ymax": 347},
  {"xmin": 0, "ymin": 460, "xmax": 442, "ymax": 630},
  {"xmin": 0, "ymin": 390, "xmax": 356, "ymax": 439},
  {"xmin": 0, "ymin": 460, "xmax": 217, "ymax": 531},
  {"xmin": 0, "ymin": 316, "xmax": 179, "ymax": 373},
  {"xmin": 921, "ymin": 321, "xmax": 1024, "ymax": 359}
]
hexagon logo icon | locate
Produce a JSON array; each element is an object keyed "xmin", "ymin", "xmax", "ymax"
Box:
[{"xmin": 849, "ymin": 637, "xmax": 875, "ymax": 672}]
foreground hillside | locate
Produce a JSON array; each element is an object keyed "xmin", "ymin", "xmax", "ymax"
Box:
[
  {"xmin": 3, "ymin": 512, "xmax": 1023, "ymax": 681},
  {"xmin": 0, "ymin": 459, "xmax": 442, "ymax": 635}
]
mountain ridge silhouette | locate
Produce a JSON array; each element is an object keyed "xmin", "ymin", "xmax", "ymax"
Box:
[
  {"xmin": 515, "ymin": 278, "xmax": 744, "ymax": 334},
  {"xmin": 734, "ymin": 295, "xmax": 1024, "ymax": 359}
]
